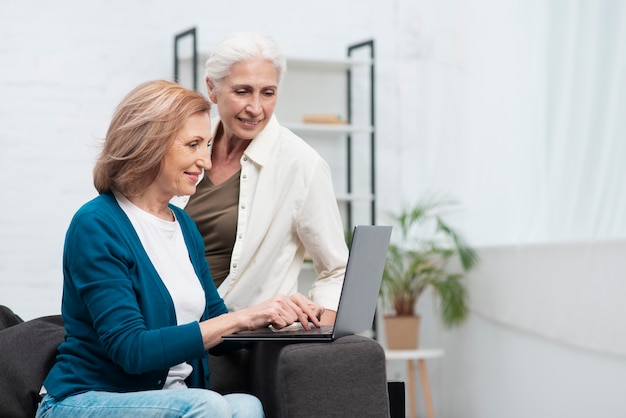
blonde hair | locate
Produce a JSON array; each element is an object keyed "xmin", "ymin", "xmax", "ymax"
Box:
[{"xmin": 93, "ymin": 80, "xmax": 211, "ymax": 196}]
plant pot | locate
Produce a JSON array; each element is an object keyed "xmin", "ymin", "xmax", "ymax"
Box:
[{"xmin": 384, "ymin": 315, "xmax": 421, "ymax": 349}]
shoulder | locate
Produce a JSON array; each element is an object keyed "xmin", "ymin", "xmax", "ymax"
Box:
[
  {"xmin": 65, "ymin": 194, "xmax": 131, "ymax": 242},
  {"xmin": 261, "ymin": 115, "xmax": 323, "ymax": 161},
  {"xmin": 275, "ymin": 126, "xmax": 325, "ymax": 167},
  {"xmin": 63, "ymin": 194, "xmax": 138, "ymax": 263},
  {"xmin": 70, "ymin": 193, "xmax": 120, "ymax": 225}
]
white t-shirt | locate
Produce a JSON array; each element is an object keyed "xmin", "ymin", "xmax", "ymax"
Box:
[{"xmin": 115, "ymin": 192, "xmax": 205, "ymax": 389}]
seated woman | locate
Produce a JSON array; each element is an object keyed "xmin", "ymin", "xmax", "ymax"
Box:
[{"xmin": 37, "ymin": 80, "xmax": 323, "ymax": 418}]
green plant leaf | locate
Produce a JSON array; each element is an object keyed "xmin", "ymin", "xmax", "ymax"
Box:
[{"xmin": 381, "ymin": 193, "xmax": 479, "ymax": 325}]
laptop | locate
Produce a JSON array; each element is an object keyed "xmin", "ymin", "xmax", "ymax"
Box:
[{"xmin": 222, "ymin": 225, "xmax": 392, "ymax": 342}]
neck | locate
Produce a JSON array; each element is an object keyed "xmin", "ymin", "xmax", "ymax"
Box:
[
  {"xmin": 213, "ymin": 132, "xmax": 251, "ymax": 164},
  {"xmin": 206, "ymin": 123, "xmax": 252, "ymax": 185},
  {"xmin": 126, "ymin": 193, "xmax": 174, "ymax": 222}
]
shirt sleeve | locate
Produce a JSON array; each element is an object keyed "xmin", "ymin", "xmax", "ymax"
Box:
[{"xmin": 295, "ymin": 157, "xmax": 349, "ymax": 311}]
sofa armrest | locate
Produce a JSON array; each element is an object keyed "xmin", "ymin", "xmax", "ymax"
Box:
[
  {"xmin": 248, "ymin": 335, "xmax": 391, "ymax": 418},
  {"xmin": 0, "ymin": 313, "xmax": 65, "ymax": 418}
]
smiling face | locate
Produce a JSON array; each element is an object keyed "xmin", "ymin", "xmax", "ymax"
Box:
[
  {"xmin": 154, "ymin": 112, "xmax": 212, "ymax": 199},
  {"xmin": 208, "ymin": 58, "xmax": 279, "ymax": 141}
]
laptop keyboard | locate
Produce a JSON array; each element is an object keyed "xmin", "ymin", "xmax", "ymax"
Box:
[{"xmin": 270, "ymin": 324, "xmax": 334, "ymax": 334}]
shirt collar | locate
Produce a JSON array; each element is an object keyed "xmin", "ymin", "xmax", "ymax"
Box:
[{"xmin": 211, "ymin": 114, "xmax": 280, "ymax": 168}]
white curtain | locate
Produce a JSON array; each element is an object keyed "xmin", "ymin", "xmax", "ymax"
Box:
[
  {"xmin": 540, "ymin": 0, "xmax": 626, "ymax": 243},
  {"xmin": 398, "ymin": 0, "xmax": 626, "ymax": 354},
  {"xmin": 468, "ymin": 0, "xmax": 626, "ymax": 355}
]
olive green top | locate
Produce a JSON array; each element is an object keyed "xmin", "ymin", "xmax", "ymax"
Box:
[{"xmin": 185, "ymin": 171, "xmax": 240, "ymax": 289}]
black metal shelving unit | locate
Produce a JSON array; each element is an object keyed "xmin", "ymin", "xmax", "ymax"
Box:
[
  {"xmin": 173, "ymin": 28, "xmax": 197, "ymax": 91},
  {"xmin": 347, "ymin": 39, "xmax": 376, "ymax": 228}
]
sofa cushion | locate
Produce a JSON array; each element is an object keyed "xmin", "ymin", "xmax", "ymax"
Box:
[
  {"xmin": 0, "ymin": 305, "xmax": 24, "ymax": 329},
  {"xmin": 0, "ymin": 310, "xmax": 65, "ymax": 418}
]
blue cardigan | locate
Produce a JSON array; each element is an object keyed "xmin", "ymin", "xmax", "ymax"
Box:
[{"xmin": 44, "ymin": 192, "xmax": 231, "ymax": 400}]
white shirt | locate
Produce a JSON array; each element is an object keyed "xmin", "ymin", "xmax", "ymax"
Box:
[
  {"xmin": 115, "ymin": 192, "xmax": 205, "ymax": 389},
  {"xmin": 173, "ymin": 115, "xmax": 348, "ymax": 312}
]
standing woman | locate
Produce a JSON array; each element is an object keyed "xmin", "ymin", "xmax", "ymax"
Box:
[
  {"xmin": 37, "ymin": 80, "xmax": 320, "ymax": 418},
  {"xmin": 182, "ymin": 33, "xmax": 348, "ymax": 324}
]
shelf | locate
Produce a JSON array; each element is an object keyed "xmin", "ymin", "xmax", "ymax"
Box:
[
  {"xmin": 283, "ymin": 122, "xmax": 373, "ymax": 135},
  {"xmin": 176, "ymin": 54, "xmax": 373, "ymax": 72},
  {"xmin": 335, "ymin": 193, "xmax": 375, "ymax": 203},
  {"xmin": 286, "ymin": 57, "xmax": 373, "ymax": 71}
]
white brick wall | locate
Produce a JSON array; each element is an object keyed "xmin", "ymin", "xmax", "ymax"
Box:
[{"xmin": 0, "ymin": 0, "xmax": 405, "ymax": 320}]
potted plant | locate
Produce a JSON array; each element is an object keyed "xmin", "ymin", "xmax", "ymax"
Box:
[{"xmin": 381, "ymin": 195, "xmax": 479, "ymax": 349}]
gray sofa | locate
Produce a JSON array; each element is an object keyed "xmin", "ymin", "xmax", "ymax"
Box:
[
  {"xmin": 0, "ymin": 306, "xmax": 393, "ymax": 418},
  {"xmin": 211, "ymin": 335, "xmax": 392, "ymax": 417}
]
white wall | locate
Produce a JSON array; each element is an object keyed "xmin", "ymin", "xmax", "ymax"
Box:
[
  {"xmin": 2, "ymin": 1, "xmax": 625, "ymax": 417},
  {"xmin": 0, "ymin": 0, "xmax": 398, "ymax": 320},
  {"xmin": 440, "ymin": 313, "xmax": 626, "ymax": 418}
]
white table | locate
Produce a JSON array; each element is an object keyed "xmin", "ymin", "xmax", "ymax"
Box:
[{"xmin": 385, "ymin": 348, "xmax": 444, "ymax": 418}]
